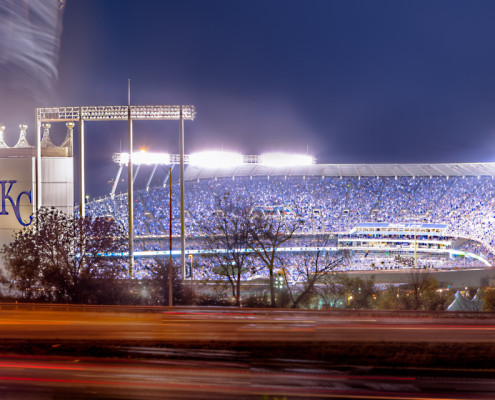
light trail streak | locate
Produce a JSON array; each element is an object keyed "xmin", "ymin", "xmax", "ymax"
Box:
[{"xmin": 0, "ymin": 320, "xmax": 70, "ymax": 325}]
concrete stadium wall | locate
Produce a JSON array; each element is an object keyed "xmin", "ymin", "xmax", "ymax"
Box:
[{"xmin": 348, "ymin": 268, "xmax": 495, "ymax": 289}]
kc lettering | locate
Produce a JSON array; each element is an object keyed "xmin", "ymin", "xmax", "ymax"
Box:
[{"xmin": 0, "ymin": 180, "xmax": 33, "ymax": 226}]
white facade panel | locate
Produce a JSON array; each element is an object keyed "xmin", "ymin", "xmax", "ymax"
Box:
[{"xmin": 41, "ymin": 158, "xmax": 73, "ymax": 213}]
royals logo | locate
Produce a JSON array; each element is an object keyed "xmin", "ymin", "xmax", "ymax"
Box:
[{"xmin": 0, "ymin": 181, "xmax": 33, "ymax": 226}]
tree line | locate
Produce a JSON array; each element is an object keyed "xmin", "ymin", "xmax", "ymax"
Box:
[
  {"xmin": 0, "ymin": 207, "xmax": 192, "ymax": 305},
  {"xmin": 2, "ymin": 204, "xmax": 495, "ymax": 311},
  {"xmin": 195, "ymin": 193, "xmax": 456, "ymax": 310}
]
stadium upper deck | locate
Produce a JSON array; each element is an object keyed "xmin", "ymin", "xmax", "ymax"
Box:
[{"xmin": 184, "ymin": 162, "xmax": 495, "ymax": 181}]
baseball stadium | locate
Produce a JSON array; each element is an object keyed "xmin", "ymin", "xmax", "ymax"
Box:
[{"xmin": 85, "ymin": 150, "xmax": 495, "ymax": 288}]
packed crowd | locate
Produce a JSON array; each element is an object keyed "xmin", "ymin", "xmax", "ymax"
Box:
[{"xmin": 86, "ymin": 175, "xmax": 495, "ymax": 277}]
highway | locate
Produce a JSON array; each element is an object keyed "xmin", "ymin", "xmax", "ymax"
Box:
[
  {"xmin": 0, "ymin": 307, "xmax": 494, "ymax": 399},
  {"xmin": 1, "ymin": 353, "xmax": 495, "ymax": 399},
  {"xmin": 0, "ymin": 308, "xmax": 494, "ymax": 342}
]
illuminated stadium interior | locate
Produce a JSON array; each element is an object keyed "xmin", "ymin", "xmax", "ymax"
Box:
[{"xmin": 83, "ymin": 152, "xmax": 495, "ymax": 280}]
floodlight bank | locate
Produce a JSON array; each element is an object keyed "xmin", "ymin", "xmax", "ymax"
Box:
[{"xmin": 112, "ymin": 151, "xmax": 316, "ymax": 168}]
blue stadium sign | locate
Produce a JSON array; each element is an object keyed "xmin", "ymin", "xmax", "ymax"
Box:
[{"xmin": 0, "ymin": 180, "xmax": 32, "ymax": 226}]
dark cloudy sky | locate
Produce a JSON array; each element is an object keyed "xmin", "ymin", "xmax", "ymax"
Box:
[{"xmin": 4, "ymin": 0, "xmax": 495, "ymax": 197}]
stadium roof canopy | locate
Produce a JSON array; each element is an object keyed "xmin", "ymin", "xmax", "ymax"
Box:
[{"xmin": 184, "ymin": 162, "xmax": 495, "ymax": 181}]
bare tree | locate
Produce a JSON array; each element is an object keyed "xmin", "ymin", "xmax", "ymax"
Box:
[
  {"xmin": 406, "ymin": 270, "xmax": 449, "ymax": 310},
  {"xmin": 317, "ymin": 273, "xmax": 376, "ymax": 309},
  {"xmin": 200, "ymin": 193, "xmax": 253, "ymax": 306},
  {"xmin": 281, "ymin": 236, "xmax": 343, "ymax": 308},
  {"xmin": 248, "ymin": 209, "xmax": 304, "ymax": 307}
]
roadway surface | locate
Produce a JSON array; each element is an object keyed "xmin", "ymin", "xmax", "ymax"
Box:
[
  {"xmin": 0, "ymin": 308, "xmax": 495, "ymax": 342},
  {"xmin": 1, "ymin": 353, "xmax": 495, "ymax": 399},
  {"xmin": 0, "ymin": 308, "xmax": 495, "ymax": 399}
]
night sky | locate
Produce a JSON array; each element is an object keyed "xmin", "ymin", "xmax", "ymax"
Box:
[{"xmin": 3, "ymin": 1, "xmax": 495, "ymax": 197}]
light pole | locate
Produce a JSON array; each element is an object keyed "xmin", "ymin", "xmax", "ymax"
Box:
[
  {"xmin": 188, "ymin": 254, "xmax": 193, "ymax": 289},
  {"xmin": 127, "ymin": 85, "xmax": 134, "ymax": 279},
  {"xmin": 414, "ymin": 224, "xmax": 417, "ymax": 269},
  {"xmin": 35, "ymin": 104, "xmax": 196, "ymax": 280},
  {"xmin": 179, "ymin": 106, "xmax": 186, "ymax": 280},
  {"xmin": 169, "ymin": 167, "xmax": 173, "ymax": 307}
]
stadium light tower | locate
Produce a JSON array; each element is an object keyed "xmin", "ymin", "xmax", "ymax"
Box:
[{"xmin": 36, "ymin": 104, "xmax": 196, "ymax": 279}]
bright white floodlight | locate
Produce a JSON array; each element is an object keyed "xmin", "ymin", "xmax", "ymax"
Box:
[
  {"xmin": 260, "ymin": 152, "xmax": 315, "ymax": 167},
  {"xmin": 119, "ymin": 151, "xmax": 171, "ymax": 165},
  {"xmin": 189, "ymin": 151, "xmax": 243, "ymax": 169}
]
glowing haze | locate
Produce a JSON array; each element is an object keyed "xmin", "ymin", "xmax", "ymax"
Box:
[
  {"xmin": 0, "ymin": 0, "xmax": 64, "ymax": 131},
  {"xmin": 4, "ymin": 1, "xmax": 495, "ymax": 198}
]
